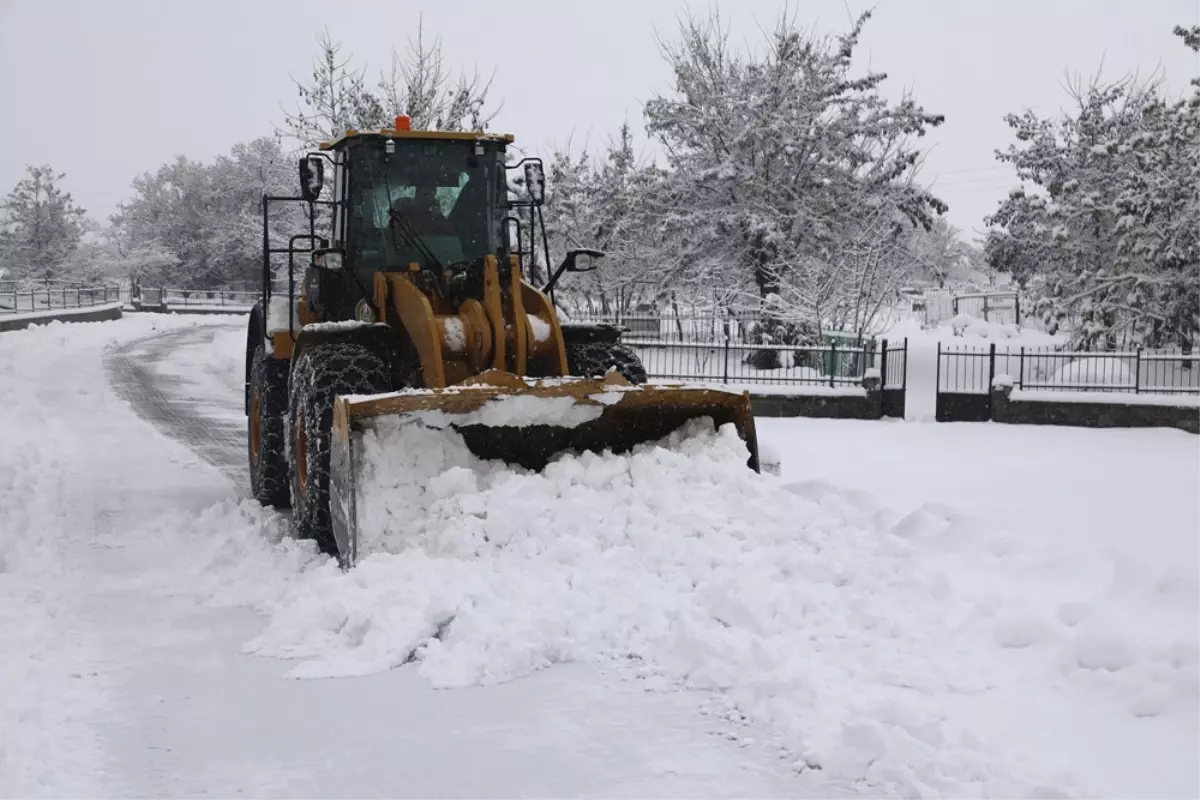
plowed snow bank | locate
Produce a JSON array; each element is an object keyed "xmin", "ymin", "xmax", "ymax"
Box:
[{"xmin": 231, "ymin": 417, "xmax": 1197, "ymax": 797}]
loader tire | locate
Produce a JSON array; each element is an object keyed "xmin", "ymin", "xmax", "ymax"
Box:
[
  {"xmin": 566, "ymin": 342, "xmax": 648, "ymax": 384},
  {"xmin": 288, "ymin": 343, "xmax": 391, "ymax": 557},
  {"xmin": 248, "ymin": 343, "xmax": 291, "ymax": 509}
]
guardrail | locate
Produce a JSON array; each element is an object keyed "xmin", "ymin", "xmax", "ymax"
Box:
[
  {"xmin": 0, "ymin": 283, "xmax": 121, "ymax": 314},
  {"xmin": 126, "ymin": 287, "xmax": 257, "ymax": 309}
]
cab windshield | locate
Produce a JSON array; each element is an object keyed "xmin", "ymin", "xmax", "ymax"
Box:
[{"xmin": 348, "ymin": 139, "xmax": 500, "ymax": 270}]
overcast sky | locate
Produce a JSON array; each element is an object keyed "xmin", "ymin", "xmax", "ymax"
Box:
[{"xmin": 1, "ymin": 0, "xmax": 1196, "ymax": 237}]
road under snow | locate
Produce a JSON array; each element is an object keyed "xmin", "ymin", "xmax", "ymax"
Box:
[
  {"xmin": 0, "ymin": 315, "xmax": 1196, "ymax": 799},
  {"xmin": 1, "ymin": 316, "xmax": 823, "ymax": 799}
]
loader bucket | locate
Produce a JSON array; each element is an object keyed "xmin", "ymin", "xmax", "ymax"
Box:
[{"xmin": 328, "ymin": 371, "xmax": 760, "ymax": 566}]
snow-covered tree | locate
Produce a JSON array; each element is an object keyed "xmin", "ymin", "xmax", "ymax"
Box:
[
  {"xmin": 984, "ymin": 76, "xmax": 1151, "ymax": 344},
  {"xmin": 985, "ymin": 25, "xmax": 1199, "ymax": 349},
  {"xmin": 1114, "ymin": 26, "xmax": 1200, "ymax": 348},
  {"xmin": 542, "ymin": 125, "xmax": 672, "ymax": 314},
  {"xmin": 641, "ymin": 9, "xmax": 946, "ymax": 340},
  {"xmin": 908, "ymin": 219, "xmax": 984, "ymax": 289},
  {"xmin": 66, "ymin": 226, "xmax": 179, "ymax": 286},
  {"xmin": 113, "ymin": 137, "xmax": 298, "ymax": 288},
  {"xmin": 0, "ymin": 165, "xmax": 87, "ymax": 282},
  {"xmin": 282, "ymin": 20, "xmax": 495, "ymax": 145}
]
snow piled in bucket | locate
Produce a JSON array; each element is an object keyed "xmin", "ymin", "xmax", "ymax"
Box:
[
  {"xmin": 403, "ymin": 393, "xmax": 606, "ymax": 430},
  {"xmin": 240, "ymin": 418, "xmax": 1111, "ymax": 797}
]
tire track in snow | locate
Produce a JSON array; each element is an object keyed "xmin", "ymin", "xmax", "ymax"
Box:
[{"xmin": 105, "ymin": 323, "xmax": 250, "ymax": 490}]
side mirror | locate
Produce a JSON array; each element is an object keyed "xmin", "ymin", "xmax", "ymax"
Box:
[
  {"xmin": 523, "ymin": 160, "xmax": 545, "ymax": 205},
  {"xmin": 543, "ymin": 248, "xmax": 605, "ymax": 294},
  {"xmin": 299, "ymin": 156, "xmax": 324, "ymax": 202},
  {"xmin": 562, "ymin": 248, "xmax": 605, "ymax": 272},
  {"xmin": 311, "ymin": 247, "xmax": 343, "ymax": 271}
]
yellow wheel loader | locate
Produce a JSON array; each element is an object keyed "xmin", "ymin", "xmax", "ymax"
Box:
[{"xmin": 244, "ymin": 115, "xmax": 760, "ymax": 565}]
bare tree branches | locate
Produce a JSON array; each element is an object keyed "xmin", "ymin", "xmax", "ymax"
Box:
[{"xmin": 280, "ymin": 21, "xmax": 497, "ymax": 146}]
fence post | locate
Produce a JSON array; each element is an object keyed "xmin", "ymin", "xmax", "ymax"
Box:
[
  {"xmin": 931, "ymin": 340, "xmax": 940, "ymax": 400},
  {"xmin": 829, "ymin": 339, "xmax": 837, "ymax": 388},
  {"xmin": 987, "ymin": 343, "xmax": 997, "ymax": 419},
  {"xmin": 880, "ymin": 338, "xmax": 889, "ymax": 387},
  {"xmin": 1135, "ymin": 347, "xmax": 1141, "ymax": 394},
  {"xmin": 1019, "ymin": 346, "xmax": 1025, "ymax": 389},
  {"xmin": 722, "ymin": 319, "xmax": 730, "ymax": 384},
  {"xmin": 1015, "ymin": 294, "xmax": 1022, "ymax": 326}
]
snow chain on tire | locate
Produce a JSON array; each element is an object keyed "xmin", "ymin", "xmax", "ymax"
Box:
[
  {"xmin": 248, "ymin": 343, "xmax": 291, "ymax": 508},
  {"xmin": 565, "ymin": 342, "xmax": 648, "ymax": 384},
  {"xmin": 288, "ymin": 343, "xmax": 391, "ymax": 556}
]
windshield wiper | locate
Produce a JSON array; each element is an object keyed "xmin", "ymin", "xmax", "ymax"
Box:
[{"xmin": 388, "ymin": 209, "xmax": 444, "ymax": 271}]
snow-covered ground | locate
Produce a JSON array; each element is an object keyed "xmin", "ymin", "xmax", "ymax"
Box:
[
  {"xmin": 1, "ymin": 316, "xmax": 1196, "ymax": 798},
  {"xmin": 759, "ymin": 418, "xmax": 1199, "ymax": 798},
  {"xmin": 0, "ymin": 316, "xmax": 838, "ymax": 799}
]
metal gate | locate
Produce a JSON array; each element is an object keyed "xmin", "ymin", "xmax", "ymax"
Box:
[
  {"xmin": 935, "ymin": 342, "xmax": 994, "ymax": 422},
  {"xmin": 879, "ymin": 338, "xmax": 907, "ymax": 419}
]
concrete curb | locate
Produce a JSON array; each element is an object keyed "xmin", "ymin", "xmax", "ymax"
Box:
[
  {"xmin": 749, "ymin": 389, "xmax": 883, "ymax": 419},
  {"xmin": 125, "ymin": 306, "xmax": 251, "ymax": 316},
  {"xmin": 991, "ymin": 385, "xmax": 1199, "ymax": 434},
  {"xmin": 0, "ymin": 303, "xmax": 123, "ymax": 333}
]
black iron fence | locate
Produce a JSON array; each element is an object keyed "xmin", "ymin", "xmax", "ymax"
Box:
[
  {"xmin": 569, "ymin": 312, "xmax": 860, "ymax": 385},
  {"xmin": 628, "ymin": 337, "xmax": 876, "ymax": 387},
  {"xmin": 565, "ymin": 312, "xmax": 909, "ymax": 394},
  {"xmin": 0, "ymin": 282, "xmax": 121, "ymax": 314},
  {"xmin": 1011, "ymin": 347, "xmax": 1197, "ymax": 395},
  {"xmin": 936, "ymin": 342, "xmax": 1199, "ymax": 422}
]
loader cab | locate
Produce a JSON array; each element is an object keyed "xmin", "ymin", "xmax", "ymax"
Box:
[
  {"xmin": 329, "ymin": 132, "xmax": 512, "ymax": 276},
  {"xmin": 293, "ymin": 120, "xmax": 551, "ymax": 322},
  {"xmin": 263, "ymin": 117, "xmax": 556, "ymax": 334}
]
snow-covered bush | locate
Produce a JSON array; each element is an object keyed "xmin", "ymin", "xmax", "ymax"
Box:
[{"xmin": 1050, "ymin": 357, "xmax": 1137, "ymax": 388}]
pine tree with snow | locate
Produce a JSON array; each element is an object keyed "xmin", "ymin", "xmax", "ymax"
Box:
[{"xmin": 0, "ymin": 165, "xmax": 87, "ymax": 283}]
